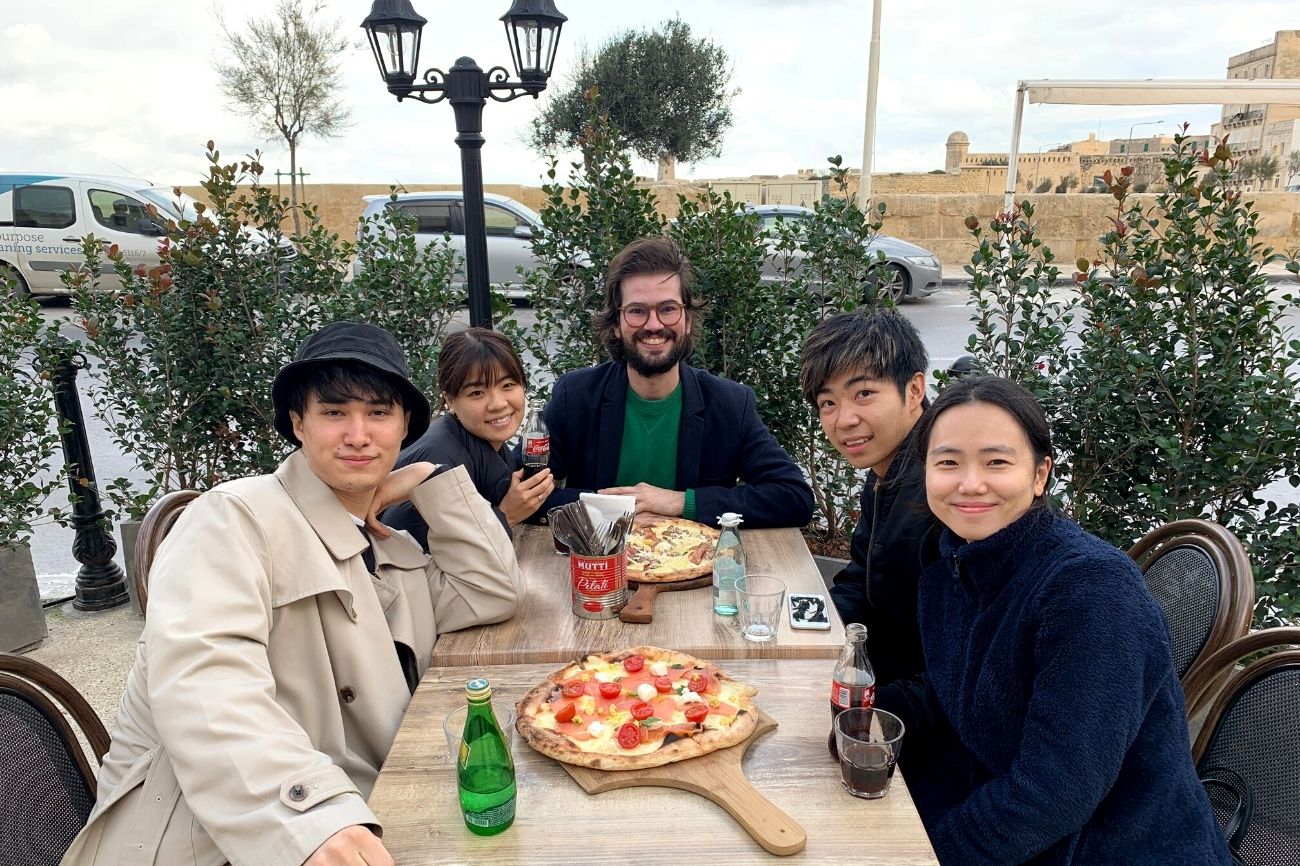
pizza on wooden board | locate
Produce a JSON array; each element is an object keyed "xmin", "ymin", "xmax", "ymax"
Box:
[
  {"xmin": 625, "ymin": 517, "xmax": 721, "ymax": 583},
  {"xmin": 515, "ymin": 646, "xmax": 759, "ymax": 770}
]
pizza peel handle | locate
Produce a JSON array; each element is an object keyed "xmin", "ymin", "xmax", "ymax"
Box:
[
  {"xmin": 618, "ymin": 573, "xmax": 712, "ymax": 623},
  {"xmin": 561, "ymin": 712, "xmax": 806, "ymax": 855}
]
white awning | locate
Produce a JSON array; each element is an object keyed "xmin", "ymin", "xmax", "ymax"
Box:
[{"xmin": 1022, "ymin": 78, "xmax": 1300, "ymax": 106}]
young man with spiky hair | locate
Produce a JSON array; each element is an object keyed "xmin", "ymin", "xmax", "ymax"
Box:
[
  {"xmin": 64, "ymin": 322, "xmax": 524, "ymax": 866},
  {"xmin": 799, "ymin": 307, "xmax": 938, "ymax": 686},
  {"xmin": 536, "ymin": 235, "xmax": 813, "ymax": 529}
]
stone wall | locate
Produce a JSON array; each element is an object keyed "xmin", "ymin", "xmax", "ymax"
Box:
[{"xmin": 179, "ymin": 182, "xmax": 1300, "ymax": 270}]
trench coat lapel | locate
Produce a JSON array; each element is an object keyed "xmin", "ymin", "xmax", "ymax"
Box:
[{"xmin": 274, "ymin": 451, "xmax": 369, "ymax": 611}]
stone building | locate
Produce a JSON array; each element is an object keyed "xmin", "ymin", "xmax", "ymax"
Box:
[{"xmin": 1210, "ymin": 29, "xmax": 1300, "ymax": 188}]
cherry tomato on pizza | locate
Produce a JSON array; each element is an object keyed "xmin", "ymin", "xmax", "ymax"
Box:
[
  {"xmin": 561, "ymin": 679, "xmax": 585, "ymax": 699},
  {"xmin": 553, "ymin": 702, "xmax": 576, "ymax": 724},
  {"xmin": 622, "ymin": 655, "xmax": 645, "ymax": 673},
  {"xmin": 630, "ymin": 701, "xmax": 654, "ymax": 721},
  {"xmin": 653, "ymin": 675, "xmax": 673, "ymax": 693},
  {"xmin": 598, "ymin": 681, "xmax": 623, "ymax": 699},
  {"xmin": 617, "ymin": 722, "xmax": 641, "ymax": 749},
  {"xmin": 687, "ymin": 672, "xmax": 711, "ymax": 694},
  {"xmin": 683, "ymin": 702, "xmax": 710, "ymax": 724}
]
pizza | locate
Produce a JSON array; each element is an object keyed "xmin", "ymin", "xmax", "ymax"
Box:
[
  {"xmin": 625, "ymin": 517, "xmax": 721, "ymax": 583},
  {"xmin": 515, "ymin": 646, "xmax": 759, "ymax": 770}
]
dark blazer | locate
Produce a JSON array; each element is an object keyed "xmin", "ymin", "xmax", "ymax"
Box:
[
  {"xmin": 384, "ymin": 414, "xmax": 516, "ymax": 548},
  {"xmin": 533, "ymin": 361, "xmax": 813, "ymax": 528}
]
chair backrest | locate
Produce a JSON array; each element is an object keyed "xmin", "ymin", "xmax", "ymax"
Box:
[
  {"xmin": 0, "ymin": 653, "xmax": 111, "ymax": 866},
  {"xmin": 1128, "ymin": 519, "xmax": 1255, "ymax": 683},
  {"xmin": 133, "ymin": 489, "xmax": 200, "ymax": 617},
  {"xmin": 1185, "ymin": 628, "xmax": 1300, "ymax": 866}
]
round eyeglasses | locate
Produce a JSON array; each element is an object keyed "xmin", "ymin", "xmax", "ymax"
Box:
[{"xmin": 620, "ymin": 302, "xmax": 684, "ymax": 327}]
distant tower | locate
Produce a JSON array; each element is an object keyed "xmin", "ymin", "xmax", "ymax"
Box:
[{"xmin": 946, "ymin": 131, "xmax": 970, "ymax": 174}]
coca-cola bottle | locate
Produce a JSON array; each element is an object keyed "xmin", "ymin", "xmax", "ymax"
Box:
[
  {"xmin": 521, "ymin": 400, "xmax": 549, "ymax": 480},
  {"xmin": 828, "ymin": 622, "xmax": 876, "ymax": 759}
]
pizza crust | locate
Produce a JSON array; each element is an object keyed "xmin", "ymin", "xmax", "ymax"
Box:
[
  {"xmin": 515, "ymin": 646, "xmax": 759, "ymax": 771},
  {"xmin": 625, "ymin": 518, "xmax": 721, "ymax": 584}
]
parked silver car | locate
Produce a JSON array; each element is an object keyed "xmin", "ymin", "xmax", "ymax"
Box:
[
  {"xmin": 355, "ymin": 191, "xmax": 547, "ymax": 299},
  {"xmin": 748, "ymin": 204, "xmax": 941, "ymax": 302}
]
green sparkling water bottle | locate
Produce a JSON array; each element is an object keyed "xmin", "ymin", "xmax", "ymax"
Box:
[{"xmin": 457, "ymin": 678, "xmax": 516, "ymax": 835}]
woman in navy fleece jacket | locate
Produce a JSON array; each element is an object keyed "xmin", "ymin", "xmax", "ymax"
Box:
[{"xmin": 877, "ymin": 376, "xmax": 1230, "ymax": 866}]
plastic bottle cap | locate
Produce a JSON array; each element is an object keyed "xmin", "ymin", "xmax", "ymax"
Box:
[{"xmin": 717, "ymin": 512, "xmax": 744, "ymax": 524}]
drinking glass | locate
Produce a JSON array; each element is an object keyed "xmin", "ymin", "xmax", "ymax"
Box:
[
  {"xmin": 443, "ymin": 704, "xmax": 516, "ymax": 759},
  {"xmin": 735, "ymin": 573, "xmax": 786, "ymax": 643},
  {"xmin": 833, "ymin": 707, "xmax": 904, "ymax": 799}
]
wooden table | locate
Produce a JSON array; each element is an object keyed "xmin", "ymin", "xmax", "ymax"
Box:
[
  {"xmin": 429, "ymin": 525, "xmax": 846, "ymax": 666},
  {"xmin": 370, "ymin": 660, "xmax": 938, "ymax": 865}
]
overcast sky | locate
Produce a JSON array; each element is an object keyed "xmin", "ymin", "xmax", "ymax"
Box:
[{"xmin": 2, "ymin": 1, "xmax": 1294, "ymax": 188}]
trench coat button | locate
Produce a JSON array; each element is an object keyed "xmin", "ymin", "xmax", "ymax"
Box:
[
  {"xmin": 340, "ymin": 686, "xmax": 356, "ymax": 704},
  {"xmin": 288, "ymin": 784, "xmax": 307, "ymax": 801}
]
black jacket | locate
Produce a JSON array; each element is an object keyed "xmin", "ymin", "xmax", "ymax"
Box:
[
  {"xmin": 383, "ymin": 414, "xmax": 516, "ymax": 549},
  {"xmin": 531, "ymin": 361, "xmax": 813, "ymax": 529},
  {"xmin": 829, "ymin": 430, "xmax": 939, "ymax": 686}
]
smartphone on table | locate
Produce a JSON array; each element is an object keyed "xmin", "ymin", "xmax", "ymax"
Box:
[{"xmin": 788, "ymin": 593, "xmax": 831, "ymax": 630}]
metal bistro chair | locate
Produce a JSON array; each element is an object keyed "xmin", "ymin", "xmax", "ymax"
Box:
[
  {"xmin": 133, "ymin": 489, "xmax": 200, "ymax": 618},
  {"xmin": 1128, "ymin": 519, "xmax": 1255, "ymax": 685},
  {"xmin": 1183, "ymin": 628, "xmax": 1300, "ymax": 866},
  {"xmin": 0, "ymin": 653, "xmax": 111, "ymax": 866}
]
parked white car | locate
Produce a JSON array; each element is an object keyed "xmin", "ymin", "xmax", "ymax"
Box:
[{"xmin": 355, "ymin": 191, "xmax": 555, "ymax": 300}]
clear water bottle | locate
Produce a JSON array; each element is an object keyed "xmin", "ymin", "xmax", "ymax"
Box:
[
  {"xmin": 712, "ymin": 512, "xmax": 745, "ymax": 616},
  {"xmin": 457, "ymin": 678, "xmax": 516, "ymax": 835},
  {"xmin": 828, "ymin": 623, "xmax": 876, "ymax": 760}
]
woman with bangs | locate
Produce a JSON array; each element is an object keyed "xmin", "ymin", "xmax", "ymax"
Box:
[
  {"xmin": 383, "ymin": 328, "xmax": 553, "ymax": 547},
  {"xmin": 876, "ymin": 375, "xmax": 1230, "ymax": 866}
]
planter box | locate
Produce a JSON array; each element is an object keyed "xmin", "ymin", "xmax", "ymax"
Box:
[{"xmin": 1, "ymin": 543, "xmax": 48, "ymax": 651}]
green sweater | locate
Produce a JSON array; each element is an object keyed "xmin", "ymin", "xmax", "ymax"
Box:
[{"xmin": 614, "ymin": 384, "xmax": 696, "ymax": 519}]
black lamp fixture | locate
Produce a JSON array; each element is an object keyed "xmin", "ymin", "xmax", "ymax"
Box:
[{"xmin": 362, "ymin": 0, "xmax": 567, "ymax": 329}]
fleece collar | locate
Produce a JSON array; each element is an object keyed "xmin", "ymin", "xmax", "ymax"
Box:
[{"xmin": 940, "ymin": 507, "xmax": 1056, "ymax": 599}]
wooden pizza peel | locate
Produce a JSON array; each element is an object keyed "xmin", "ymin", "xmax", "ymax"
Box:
[
  {"xmin": 619, "ymin": 573, "xmax": 713, "ymax": 623},
  {"xmin": 557, "ymin": 711, "xmax": 806, "ymax": 855}
]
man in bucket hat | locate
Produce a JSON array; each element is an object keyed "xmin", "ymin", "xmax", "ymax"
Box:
[{"xmin": 64, "ymin": 322, "xmax": 524, "ymax": 866}]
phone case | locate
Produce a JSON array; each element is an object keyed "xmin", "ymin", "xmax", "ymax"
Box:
[{"xmin": 788, "ymin": 593, "xmax": 831, "ymax": 630}]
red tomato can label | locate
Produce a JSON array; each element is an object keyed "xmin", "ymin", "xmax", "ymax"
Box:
[{"xmin": 571, "ymin": 550, "xmax": 627, "ymax": 619}]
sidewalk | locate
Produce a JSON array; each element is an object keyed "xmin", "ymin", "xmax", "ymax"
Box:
[{"xmin": 28, "ymin": 601, "xmax": 142, "ymax": 730}]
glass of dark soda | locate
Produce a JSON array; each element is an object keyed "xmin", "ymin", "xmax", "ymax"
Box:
[{"xmin": 832, "ymin": 707, "xmax": 904, "ymax": 799}]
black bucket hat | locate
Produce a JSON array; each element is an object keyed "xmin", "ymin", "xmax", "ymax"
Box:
[{"xmin": 271, "ymin": 321, "xmax": 431, "ymax": 448}]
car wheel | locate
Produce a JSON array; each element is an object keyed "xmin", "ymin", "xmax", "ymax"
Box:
[
  {"xmin": 1, "ymin": 264, "xmax": 31, "ymax": 299},
  {"xmin": 864, "ymin": 263, "xmax": 909, "ymax": 304}
]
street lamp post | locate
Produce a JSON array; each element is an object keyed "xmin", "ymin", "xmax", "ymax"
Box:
[
  {"xmin": 1032, "ymin": 142, "xmax": 1066, "ymax": 191},
  {"xmin": 1125, "ymin": 120, "xmax": 1164, "ymax": 160},
  {"xmin": 361, "ymin": 0, "xmax": 567, "ymax": 330}
]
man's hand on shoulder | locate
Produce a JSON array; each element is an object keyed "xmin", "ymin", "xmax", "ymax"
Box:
[
  {"xmin": 599, "ymin": 483, "xmax": 684, "ymax": 518},
  {"xmin": 304, "ymin": 825, "xmax": 393, "ymax": 866},
  {"xmin": 366, "ymin": 462, "xmax": 438, "ymax": 538}
]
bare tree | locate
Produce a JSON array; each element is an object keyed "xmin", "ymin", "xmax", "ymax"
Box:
[{"xmin": 216, "ymin": 0, "xmax": 351, "ymax": 234}]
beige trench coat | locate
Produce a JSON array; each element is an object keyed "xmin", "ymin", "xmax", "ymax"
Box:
[{"xmin": 62, "ymin": 452, "xmax": 524, "ymax": 866}]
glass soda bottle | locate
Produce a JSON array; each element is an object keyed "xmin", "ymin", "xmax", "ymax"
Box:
[
  {"xmin": 521, "ymin": 400, "xmax": 550, "ymax": 480},
  {"xmin": 828, "ymin": 622, "xmax": 876, "ymax": 759},
  {"xmin": 457, "ymin": 678, "xmax": 516, "ymax": 835},
  {"xmin": 712, "ymin": 512, "xmax": 745, "ymax": 616}
]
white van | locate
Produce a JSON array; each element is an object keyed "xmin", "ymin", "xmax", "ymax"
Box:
[{"xmin": 0, "ymin": 172, "xmax": 194, "ymax": 297}]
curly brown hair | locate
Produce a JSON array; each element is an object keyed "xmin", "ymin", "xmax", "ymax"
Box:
[{"xmin": 594, "ymin": 236, "xmax": 704, "ymax": 363}]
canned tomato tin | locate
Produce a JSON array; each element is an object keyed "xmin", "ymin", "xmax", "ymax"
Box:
[{"xmin": 570, "ymin": 550, "xmax": 628, "ymax": 619}]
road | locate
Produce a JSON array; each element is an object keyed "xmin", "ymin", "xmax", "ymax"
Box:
[{"xmin": 27, "ymin": 284, "xmax": 1299, "ymax": 594}]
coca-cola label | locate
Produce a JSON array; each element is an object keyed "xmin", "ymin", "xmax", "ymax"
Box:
[
  {"xmin": 571, "ymin": 552, "xmax": 625, "ymax": 598},
  {"xmin": 524, "ymin": 435, "xmax": 550, "ymax": 457},
  {"xmin": 830, "ymin": 680, "xmax": 876, "ymax": 710}
]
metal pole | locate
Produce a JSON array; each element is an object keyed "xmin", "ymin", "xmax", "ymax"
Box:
[
  {"xmin": 49, "ymin": 337, "xmax": 128, "ymax": 611},
  {"xmin": 858, "ymin": 0, "xmax": 882, "ymax": 208},
  {"xmin": 447, "ymin": 57, "xmax": 493, "ymax": 330},
  {"xmin": 1003, "ymin": 83, "xmax": 1027, "ymax": 214}
]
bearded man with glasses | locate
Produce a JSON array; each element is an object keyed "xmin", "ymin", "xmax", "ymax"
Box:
[{"xmin": 527, "ymin": 236, "xmax": 813, "ymax": 528}]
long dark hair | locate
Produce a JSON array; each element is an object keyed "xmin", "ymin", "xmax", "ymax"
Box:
[{"xmin": 913, "ymin": 375, "xmax": 1055, "ymax": 507}]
